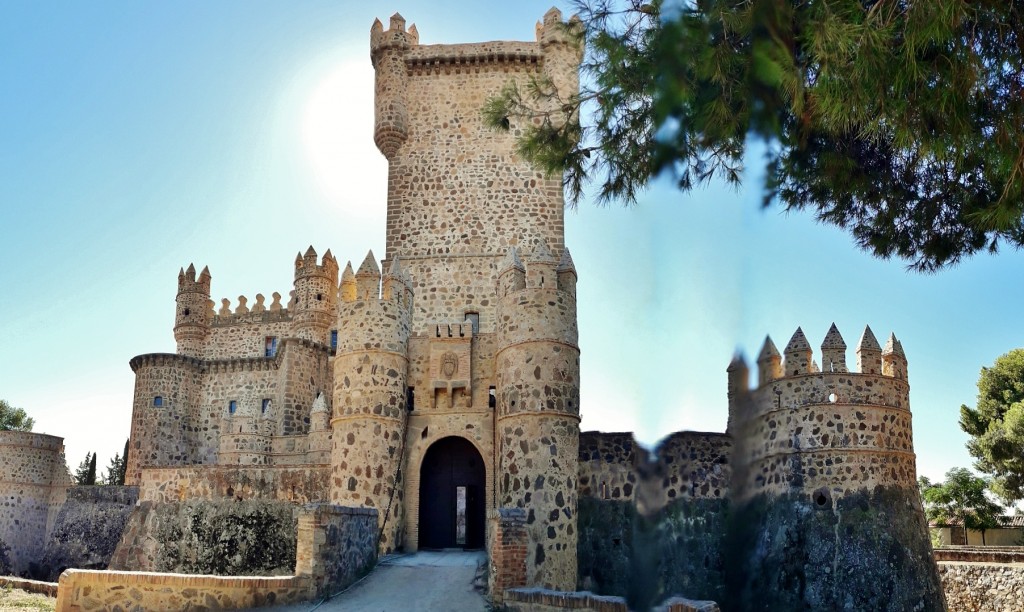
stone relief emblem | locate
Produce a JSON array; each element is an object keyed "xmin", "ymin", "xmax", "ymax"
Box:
[{"xmin": 441, "ymin": 352, "xmax": 459, "ymax": 379}]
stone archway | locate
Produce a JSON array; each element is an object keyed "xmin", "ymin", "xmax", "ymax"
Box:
[{"xmin": 418, "ymin": 436, "xmax": 486, "ymax": 549}]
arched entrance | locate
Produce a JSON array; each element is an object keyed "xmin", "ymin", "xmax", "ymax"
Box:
[{"xmin": 418, "ymin": 436, "xmax": 485, "ymax": 549}]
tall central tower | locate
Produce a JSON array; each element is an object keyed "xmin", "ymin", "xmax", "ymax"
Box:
[{"xmin": 371, "ymin": 9, "xmax": 580, "ymax": 331}]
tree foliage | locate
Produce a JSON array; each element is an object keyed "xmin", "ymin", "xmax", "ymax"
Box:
[
  {"xmin": 919, "ymin": 468, "xmax": 1003, "ymax": 545},
  {"xmin": 960, "ymin": 349, "xmax": 1024, "ymax": 503},
  {"xmin": 102, "ymin": 444, "xmax": 128, "ymax": 486},
  {"xmin": 73, "ymin": 452, "xmax": 97, "ymax": 486},
  {"xmin": 486, "ymin": 0, "xmax": 1024, "ymax": 271},
  {"xmin": 0, "ymin": 399, "xmax": 34, "ymax": 431}
]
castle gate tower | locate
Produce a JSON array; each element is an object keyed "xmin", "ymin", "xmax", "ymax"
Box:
[{"xmin": 364, "ymin": 8, "xmax": 583, "ymax": 576}]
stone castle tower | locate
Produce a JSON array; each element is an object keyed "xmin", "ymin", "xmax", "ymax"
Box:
[{"xmin": 123, "ymin": 7, "xmax": 582, "ymax": 591}]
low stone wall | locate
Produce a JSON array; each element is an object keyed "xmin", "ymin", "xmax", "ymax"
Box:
[
  {"xmin": 934, "ymin": 546, "xmax": 1024, "ymax": 564},
  {"xmin": 0, "ymin": 576, "xmax": 58, "ymax": 598},
  {"xmin": 294, "ymin": 504, "xmax": 377, "ymax": 598},
  {"xmin": 54, "ymin": 570, "xmax": 310, "ymax": 611},
  {"xmin": 489, "ymin": 508, "xmax": 528, "ymax": 605},
  {"xmin": 37, "ymin": 486, "xmax": 139, "ymax": 581},
  {"xmin": 503, "ymin": 589, "xmax": 719, "ymax": 612},
  {"xmin": 138, "ymin": 464, "xmax": 330, "ymax": 503},
  {"xmin": 938, "ymin": 561, "xmax": 1024, "ymax": 611}
]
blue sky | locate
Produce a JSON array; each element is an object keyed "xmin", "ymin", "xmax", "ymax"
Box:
[{"xmin": 2, "ymin": 1, "xmax": 1022, "ymax": 487}]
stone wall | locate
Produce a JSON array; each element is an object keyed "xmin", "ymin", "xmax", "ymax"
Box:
[
  {"xmin": 55, "ymin": 570, "xmax": 310, "ymax": 611},
  {"xmin": 37, "ymin": 485, "xmax": 139, "ymax": 581},
  {"xmin": 109, "ymin": 500, "xmax": 299, "ymax": 575},
  {"xmin": 938, "ymin": 561, "xmax": 1024, "ymax": 611},
  {"xmin": 934, "ymin": 546, "xmax": 1024, "ymax": 563},
  {"xmin": 0, "ymin": 431, "xmax": 70, "ymax": 576}
]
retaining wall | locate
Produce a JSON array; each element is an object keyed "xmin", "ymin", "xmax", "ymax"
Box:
[
  {"xmin": 938, "ymin": 561, "xmax": 1024, "ymax": 611},
  {"xmin": 37, "ymin": 486, "xmax": 138, "ymax": 581}
]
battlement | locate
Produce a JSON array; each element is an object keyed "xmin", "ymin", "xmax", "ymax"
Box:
[
  {"xmin": 177, "ymin": 263, "xmax": 211, "ymax": 294},
  {"xmin": 294, "ymin": 246, "xmax": 338, "ymax": 281},
  {"xmin": 752, "ymin": 323, "xmax": 909, "ymax": 388},
  {"xmin": 213, "ymin": 292, "xmax": 290, "ymax": 322},
  {"xmin": 498, "ymin": 243, "xmax": 577, "ymax": 296},
  {"xmin": 428, "ymin": 320, "xmax": 475, "ymax": 340},
  {"xmin": 370, "ymin": 13, "xmax": 419, "ymax": 59}
]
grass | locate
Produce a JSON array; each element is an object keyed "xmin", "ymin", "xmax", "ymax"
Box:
[{"xmin": 0, "ymin": 585, "xmax": 55, "ymax": 612}]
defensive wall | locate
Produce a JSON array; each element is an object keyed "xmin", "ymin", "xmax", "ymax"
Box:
[
  {"xmin": 37, "ymin": 486, "xmax": 138, "ymax": 581},
  {"xmin": 56, "ymin": 504, "xmax": 376, "ymax": 611},
  {"xmin": 0, "ymin": 431, "xmax": 70, "ymax": 576}
]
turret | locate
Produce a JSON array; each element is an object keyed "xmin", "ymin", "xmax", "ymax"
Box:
[
  {"xmin": 820, "ymin": 323, "xmax": 847, "ymax": 373},
  {"xmin": 370, "ymin": 13, "xmax": 416, "ymax": 159},
  {"xmin": 536, "ymin": 8, "xmax": 583, "ymax": 128},
  {"xmin": 729, "ymin": 323, "xmax": 941, "ymax": 610},
  {"xmin": 756, "ymin": 336, "xmax": 782, "ymax": 385},
  {"xmin": 174, "ymin": 264, "xmax": 212, "ymax": 357},
  {"xmin": 856, "ymin": 325, "xmax": 883, "ymax": 375},
  {"xmin": 495, "ymin": 239, "xmax": 580, "ymax": 590},
  {"xmin": 292, "ymin": 246, "xmax": 339, "ymax": 343},
  {"xmin": 782, "ymin": 327, "xmax": 812, "ymax": 376},
  {"xmin": 339, "ymin": 262, "xmax": 357, "ymax": 303},
  {"xmin": 382, "ymin": 257, "xmax": 413, "ymax": 305},
  {"xmin": 331, "ymin": 251, "xmax": 413, "ymax": 553}
]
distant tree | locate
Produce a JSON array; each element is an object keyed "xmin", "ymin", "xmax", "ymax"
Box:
[
  {"xmin": 0, "ymin": 399, "xmax": 34, "ymax": 431},
  {"xmin": 919, "ymin": 468, "xmax": 1004, "ymax": 545},
  {"xmin": 102, "ymin": 448, "xmax": 127, "ymax": 486},
  {"xmin": 73, "ymin": 452, "xmax": 95, "ymax": 486},
  {"xmin": 486, "ymin": 0, "xmax": 1024, "ymax": 272},
  {"xmin": 960, "ymin": 349, "xmax": 1024, "ymax": 503}
]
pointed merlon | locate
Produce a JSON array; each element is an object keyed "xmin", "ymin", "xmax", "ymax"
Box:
[
  {"xmin": 311, "ymin": 392, "xmax": 329, "ymax": 414},
  {"xmin": 531, "ymin": 239, "xmax": 557, "ymax": 263},
  {"xmin": 371, "ymin": 18, "xmax": 383, "ymax": 33},
  {"xmin": 727, "ymin": 352, "xmax": 748, "ymax": 372},
  {"xmin": 357, "ymin": 250, "xmax": 380, "ymax": 276},
  {"xmin": 199, "ymin": 266, "xmax": 211, "ymax": 280},
  {"xmin": 390, "ymin": 12, "xmax": 406, "ymax": 31},
  {"xmin": 557, "ymin": 248, "xmax": 576, "ymax": 273},
  {"xmin": 304, "ymin": 245, "xmax": 317, "ymax": 260},
  {"xmin": 178, "ymin": 267, "xmax": 185, "ymax": 279},
  {"xmin": 758, "ymin": 336, "xmax": 780, "ymax": 362},
  {"xmin": 500, "ymin": 246, "xmax": 524, "ymax": 272},
  {"xmin": 341, "ymin": 262, "xmax": 356, "ymax": 283},
  {"xmin": 185, "ymin": 263, "xmax": 197, "ymax": 281},
  {"xmin": 821, "ymin": 323, "xmax": 846, "ymax": 349},
  {"xmin": 295, "ymin": 251, "xmax": 304, "ymax": 267},
  {"xmin": 407, "ymin": 24, "xmax": 418, "ymax": 43},
  {"xmin": 323, "ymin": 248, "xmax": 334, "ymax": 263},
  {"xmin": 387, "ymin": 256, "xmax": 402, "ymax": 278},
  {"xmin": 857, "ymin": 325, "xmax": 882, "ymax": 352},
  {"xmin": 784, "ymin": 327, "xmax": 811, "ymax": 354},
  {"xmin": 883, "ymin": 333, "xmax": 906, "ymax": 358}
]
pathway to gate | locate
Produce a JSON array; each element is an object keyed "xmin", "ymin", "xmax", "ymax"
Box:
[{"xmin": 257, "ymin": 550, "xmax": 488, "ymax": 612}]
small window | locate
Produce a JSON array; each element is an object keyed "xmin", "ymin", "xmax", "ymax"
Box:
[
  {"xmin": 465, "ymin": 312, "xmax": 480, "ymax": 334},
  {"xmin": 265, "ymin": 336, "xmax": 278, "ymax": 357},
  {"xmin": 153, "ymin": 396, "xmax": 163, "ymax": 407},
  {"xmin": 488, "ymin": 386, "xmax": 496, "ymax": 409},
  {"xmin": 330, "ymin": 330, "xmax": 338, "ymax": 349},
  {"xmin": 262, "ymin": 398, "xmax": 271, "ymax": 414},
  {"xmin": 182, "ymin": 308, "xmax": 190, "ymax": 317},
  {"xmin": 229, "ymin": 400, "xmax": 237, "ymax": 415}
]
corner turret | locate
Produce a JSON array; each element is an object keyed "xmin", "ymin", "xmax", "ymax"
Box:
[
  {"xmin": 292, "ymin": 246, "xmax": 339, "ymax": 343},
  {"xmin": 370, "ymin": 13, "xmax": 417, "ymax": 159},
  {"xmin": 174, "ymin": 264, "xmax": 212, "ymax": 357}
]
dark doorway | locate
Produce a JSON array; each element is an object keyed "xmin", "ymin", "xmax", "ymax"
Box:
[{"xmin": 418, "ymin": 436, "xmax": 485, "ymax": 549}]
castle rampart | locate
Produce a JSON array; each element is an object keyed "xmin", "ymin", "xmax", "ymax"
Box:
[{"xmin": 0, "ymin": 431, "xmax": 70, "ymax": 575}]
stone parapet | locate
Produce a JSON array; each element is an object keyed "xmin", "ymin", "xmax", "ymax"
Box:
[
  {"xmin": 137, "ymin": 465, "xmax": 330, "ymax": 504},
  {"xmin": 934, "ymin": 547, "xmax": 1024, "ymax": 564},
  {"xmin": 295, "ymin": 504, "xmax": 377, "ymax": 598}
]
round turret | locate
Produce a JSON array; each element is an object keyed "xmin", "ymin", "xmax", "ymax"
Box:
[
  {"xmin": 174, "ymin": 264, "xmax": 212, "ymax": 357},
  {"xmin": 292, "ymin": 246, "xmax": 339, "ymax": 344}
]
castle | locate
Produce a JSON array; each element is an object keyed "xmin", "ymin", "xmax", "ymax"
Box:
[{"xmin": 0, "ymin": 8, "xmax": 945, "ymax": 609}]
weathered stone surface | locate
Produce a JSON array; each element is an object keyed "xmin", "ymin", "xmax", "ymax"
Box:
[
  {"xmin": 37, "ymin": 486, "xmax": 138, "ymax": 581},
  {"xmin": 938, "ymin": 561, "xmax": 1024, "ymax": 611}
]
